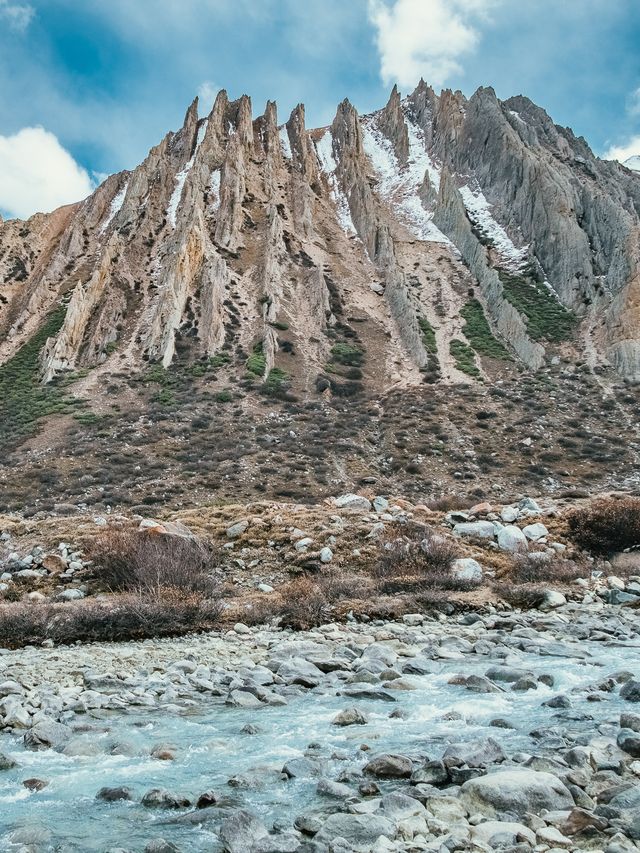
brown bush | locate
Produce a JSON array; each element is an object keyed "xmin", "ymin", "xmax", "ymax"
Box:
[
  {"xmin": 509, "ymin": 553, "xmax": 588, "ymax": 585},
  {"xmin": 373, "ymin": 530, "xmax": 473, "ymax": 594},
  {"xmin": 566, "ymin": 497, "xmax": 640, "ymax": 555},
  {"xmin": 494, "ymin": 583, "xmax": 546, "ymax": 609},
  {"xmin": 277, "ymin": 577, "xmax": 329, "ymax": 630},
  {"xmin": 87, "ymin": 528, "xmax": 219, "ymax": 595},
  {"xmin": 0, "ymin": 591, "xmax": 222, "ymax": 649}
]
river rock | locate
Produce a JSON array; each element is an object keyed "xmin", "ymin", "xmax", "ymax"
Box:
[
  {"xmin": 332, "ymin": 708, "xmax": 367, "ymax": 726},
  {"xmin": 96, "ymin": 786, "xmax": 134, "ymax": 801},
  {"xmin": 141, "ymin": 788, "xmax": 191, "ymax": 809},
  {"xmin": 621, "ymin": 680, "xmax": 640, "ymax": 702},
  {"xmin": 363, "ymin": 753, "xmax": 413, "ymax": 778},
  {"xmin": 471, "ymin": 820, "xmax": 536, "ymax": 847},
  {"xmin": 443, "ymin": 737, "xmax": 506, "ymax": 768},
  {"xmin": 460, "ymin": 769, "xmax": 574, "ymax": 818},
  {"xmin": 617, "ymin": 729, "xmax": 640, "ymax": 758},
  {"xmin": 314, "ymin": 813, "xmax": 396, "ymax": 849},
  {"xmin": 23, "ymin": 719, "xmax": 71, "ymax": 751},
  {"xmin": 218, "ymin": 808, "xmax": 269, "ymax": 853}
]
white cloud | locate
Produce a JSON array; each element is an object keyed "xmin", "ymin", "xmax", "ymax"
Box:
[
  {"xmin": 197, "ymin": 81, "xmax": 219, "ymax": 114},
  {"xmin": 605, "ymin": 136, "xmax": 640, "ymax": 164},
  {"xmin": 0, "ymin": 0, "xmax": 34, "ymax": 31},
  {"xmin": 0, "ymin": 127, "xmax": 95, "ymax": 220},
  {"xmin": 367, "ymin": 0, "xmax": 497, "ymax": 89}
]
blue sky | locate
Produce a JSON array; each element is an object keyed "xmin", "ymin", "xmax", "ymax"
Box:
[{"xmin": 1, "ymin": 0, "xmax": 640, "ymax": 219}]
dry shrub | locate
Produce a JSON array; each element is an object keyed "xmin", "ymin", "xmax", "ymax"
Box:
[
  {"xmin": 373, "ymin": 530, "xmax": 473, "ymax": 594},
  {"xmin": 277, "ymin": 577, "xmax": 329, "ymax": 630},
  {"xmin": 320, "ymin": 570, "xmax": 375, "ymax": 603},
  {"xmin": 494, "ymin": 583, "xmax": 546, "ymax": 609},
  {"xmin": 566, "ymin": 497, "xmax": 640, "ymax": 555},
  {"xmin": 0, "ymin": 591, "xmax": 222, "ymax": 649},
  {"xmin": 509, "ymin": 552, "xmax": 588, "ymax": 584},
  {"xmin": 87, "ymin": 528, "xmax": 219, "ymax": 595}
]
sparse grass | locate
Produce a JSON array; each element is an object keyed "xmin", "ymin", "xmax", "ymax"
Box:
[
  {"xmin": 460, "ymin": 299, "xmax": 512, "ymax": 360},
  {"xmin": 498, "ymin": 270, "xmax": 575, "ymax": 342},
  {"xmin": 450, "ymin": 339, "xmax": 481, "ymax": 378},
  {"xmin": 566, "ymin": 497, "xmax": 640, "ymax": 555}
]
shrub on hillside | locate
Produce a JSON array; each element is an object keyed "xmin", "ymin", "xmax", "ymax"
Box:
[
  {"xmin": 277, "ymin": 577, "xmax": 329, "ymax": 630},
  {"xmin": 87, "ymin": 528, "xmax": 219, "ymax": 595},
  {"xmin": 374, "ymin": 530, "xmax": 474, "ymax": 594},
  {"xmin": 0, "ymin": 592, "xmax": 222, "ymax": 649},
  {"xmin": 509, "ymin": 552, "xmax": 588, "ymax": 584},
  {"xmin": 566, "ymin": 497, "xmax": 640, "ymax": 555}
]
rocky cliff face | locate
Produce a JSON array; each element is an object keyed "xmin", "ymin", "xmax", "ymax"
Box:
[{"xmin": 1, "ymin": 80, "xmax": 640, "ymax": 398}]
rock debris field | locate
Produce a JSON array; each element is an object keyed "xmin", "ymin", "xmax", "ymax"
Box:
[{"xmin": 0, "ymin": 602, "xmax": 639, "ymax": 851}]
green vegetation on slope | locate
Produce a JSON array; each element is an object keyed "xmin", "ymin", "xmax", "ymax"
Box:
[
  {"xmin": 450, "ymin": 339, "xmax": 481, "ymax": 379},
  {"xmin": 418, "ymin": 316, "xmax": 437, "ymax": 355},
  {"xmin": 0, "ymin": 303, "xmax": 79, "ymax": 449},
  {"xmin": 498, "ymin": 270, "xmax": 575, "ymax": 343},
  {"xmin": 460, "ymin": 299, "xmax": 512, "ymax": 360}
]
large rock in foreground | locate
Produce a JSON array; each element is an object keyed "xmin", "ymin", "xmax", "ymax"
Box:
[{"xmin": 460, "ymin": 769, "xmax": 573, "ymax": 819}]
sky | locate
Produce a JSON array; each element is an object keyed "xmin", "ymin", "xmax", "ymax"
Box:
[{"xmin": 1, "ymin": 0, "xmax": 640, "ymax": 219}]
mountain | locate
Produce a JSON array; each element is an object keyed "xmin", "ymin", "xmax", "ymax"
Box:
[
  {"xmin": 0, "ymin": 83, "xmax": 639, "ymax": 514},
  {"xmin": 625, "ymin": 155, "xmax": 640, "ymax": 172}
]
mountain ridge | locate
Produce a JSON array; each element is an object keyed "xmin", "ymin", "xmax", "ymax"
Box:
[{"xmin": 0, "ymin": 82, "xmax": 639, "ymax": 513}]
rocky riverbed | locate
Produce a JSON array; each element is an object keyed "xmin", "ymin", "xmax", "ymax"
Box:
[{"xmin": 0, "ymin": 601, "xmax": 639, "ymax": 851}]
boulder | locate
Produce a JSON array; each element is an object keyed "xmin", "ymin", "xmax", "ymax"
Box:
[
  {"xmin": 96, "ymin": 786, "xmax": 134, "ymax": 801},
  {"xmin": 460, "ymin": 769, "xmax": 573, "ymax": 819},
  {"xmin": 226, "ymin": 520, "xmax": 249, "ymax": 539},
  {"xmin": 140, "ymin": 788, "xmax": 191, "ymax": 809},
  {"xmin": 363, "ymin": 753, "xmax": 413, "ymax": 778},
  {"xmin": 522, "ymin": 522, "xmax": 549, "ymax": 541},
  {"xmin": 453, "ymin": 521, "xmax": 496, "ymax": 539},
  {"xmin": 617, "ymin": 729, "xmax": 640, "ymax": 758},
  {"xmin": 277, "ymin": 658, "xmax": 323, "ymax": 688},
  {"xmin": 442, "ymin": 738, "xmax": 506, "ymax": 768},
  {"xmin": 451, "ymin": 558, "xmax": 483, "ymax": 583},
  {"xmin": 218, "ymin": 809, "xmax": 268, "ymax": 853},
  {"xmin": 471, "ymin": 820, "xmax": 536, "ymax": 848},
  {"xmin": 332, "ymin": 708, "xmax": 367, "ymax": 726},
  {"xmin": 497, "ymin": 525, "xmax": 528, "ymax": 553},
  {"xmin": 540, "ymin": 590, "xmax": 567, "ymax": 610},
  {"xmin": 621, "ymin": 680, "xmax": 640, "ymax": 702},
  {"xmin": 314, "ymin": 813, "xmax": 396, "ymax": 850},
  {"xmin": 334, "ymin": 494, "xmax": 372, "ymax": 512},
  {"xmin": 23, "ymin": 719, "xmax": 71, "ymax": 751}
]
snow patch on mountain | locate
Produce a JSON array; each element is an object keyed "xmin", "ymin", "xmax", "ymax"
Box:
[
  {"xmin": 459, "ymin": 183, "xmax": 528, "ymax": 271},
  {"xmin": 100, "ymin": 181, "xmax": 129, "ymax": 233},
  {"xmin": 361, "ymin": 112, "xmax": 450, "ymax": 244},
  {"xmin": 315, "ymin": 130, "xmax": 357, "ymax": 235}
]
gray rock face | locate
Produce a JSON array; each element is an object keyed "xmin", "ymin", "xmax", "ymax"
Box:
[{"xmin": 460, "ymin": 769, "xmax": 574, "ymax": 818}]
